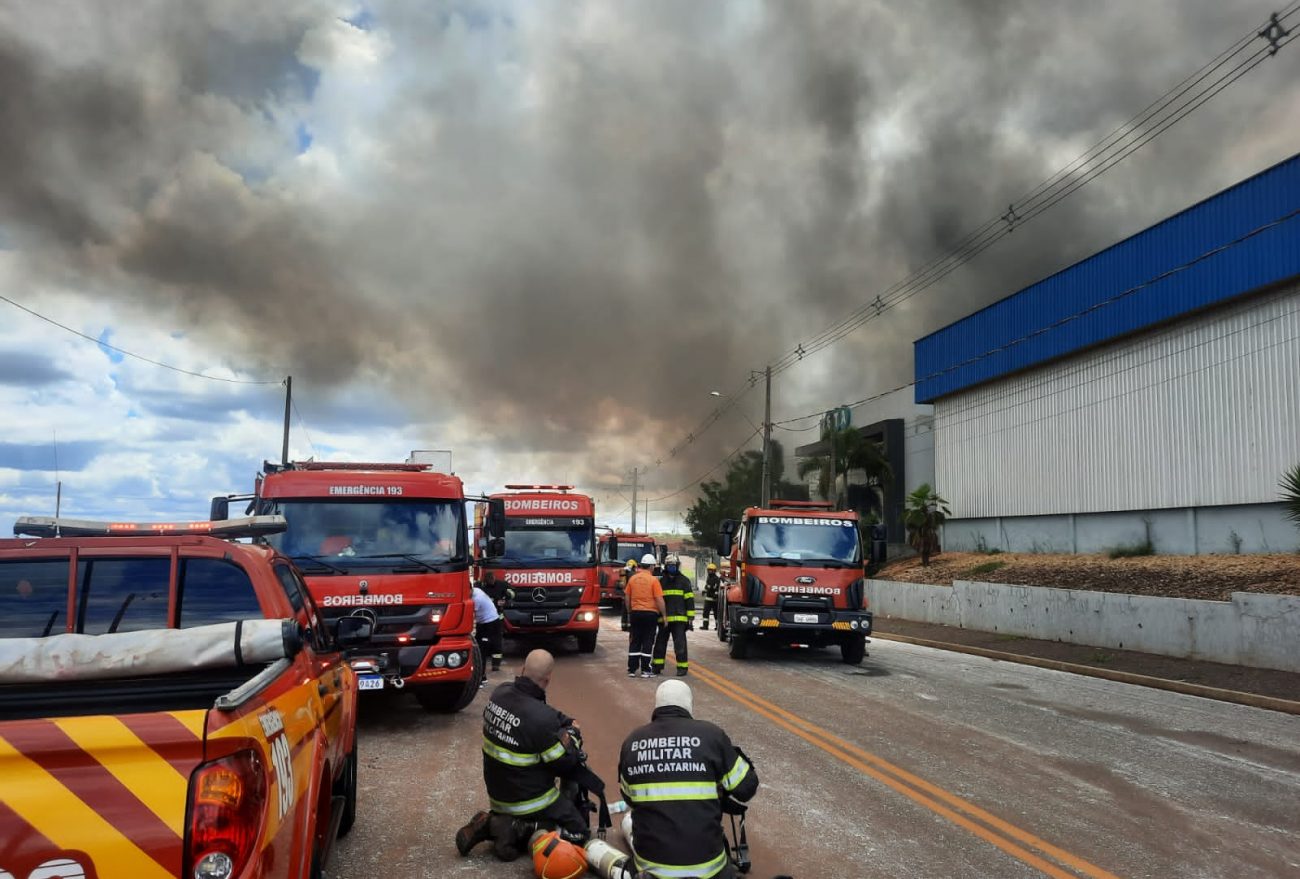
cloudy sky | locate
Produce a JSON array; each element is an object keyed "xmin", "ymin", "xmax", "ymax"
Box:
[{"xmin": 1, "ymin": 0, "xmax": 1298, "ymax": 532}]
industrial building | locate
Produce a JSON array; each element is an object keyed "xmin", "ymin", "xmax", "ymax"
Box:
[{"xmin": 914, "ymin": 152, "xmax": 1300, "ymax": 555}]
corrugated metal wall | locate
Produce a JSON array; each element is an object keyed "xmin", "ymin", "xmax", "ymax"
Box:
[
  {"xmin": 934, "ymin": 280, "xmax": 1300, "ymax": 517},
  {"xmin": 915, "ymin": 153, "xmax": 1300, "ymax": 403}
]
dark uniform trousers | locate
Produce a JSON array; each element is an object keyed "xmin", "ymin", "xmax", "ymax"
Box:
[
  {"xmin": 477, "ymin": 618, "xmax": 504, "ymax": 671},
  {"xmin": 652, "ymin": 621, "xmax": 688, "ymax": 673},
  {"xmin": 628, "ymin": 610, "xmax": 660, "ymax": 674}
]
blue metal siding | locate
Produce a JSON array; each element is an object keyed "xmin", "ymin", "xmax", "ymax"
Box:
[{"xmin": 914, "ymin": 153, "xmax": 1300, "ymax": 403}]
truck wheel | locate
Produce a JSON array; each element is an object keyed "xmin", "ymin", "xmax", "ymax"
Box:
[
  {"xmin": 333, "ymin": 747, "xmax": 358, "ymax": 838},
  {"xmin": 840, "ymin": 635, "xmax": 866, "ymax": 665},
  {"xmin": 415, "ymin": 646, "xmax": 484, "ymax": 713},
  {"xmin": 576, "ymin": 632, "xmax": 597, "ymax": 654},
  {"xmin": 728, "ymin": 632, "xmax": 748, "ymax": 660}
]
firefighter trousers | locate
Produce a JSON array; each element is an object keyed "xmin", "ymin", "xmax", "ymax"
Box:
[
  {"xmin": 701, "ymin": 599, "xmax": 716, "ymax": 628},
  {"xmin": 628, "ymin": 611, "xmax": 659, "ymax": 674},
  {"xmin": 476, "ymin": 618, "xmax": 504, "ymax": 670},
  {"xmin": 653, "ymin": 621, "xmax": 688, "ymax": 673}
]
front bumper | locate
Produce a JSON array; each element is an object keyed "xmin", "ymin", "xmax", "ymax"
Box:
[
  {"xmin": 502, "ymin": 606, "xmax": 600, "ymax": 635},
  {"xmin": 730, "ymin": 606, "xmax": 873, "ymax": 637},
  {"xmin": 348, "ymin": 634, "xmax": 477, "ymax": 687}
]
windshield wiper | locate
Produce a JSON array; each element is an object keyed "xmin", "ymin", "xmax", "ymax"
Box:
[
  {"xmin": 804, "ymin": 559, "xmax": 858, "ymax": 568},
  {"xmin": 290, "ymin": 554, "xmax": 348, "ymax": 574},
  {"xmin": 350, "ymin": 553, "xmax": 447, "ymax": 572}
]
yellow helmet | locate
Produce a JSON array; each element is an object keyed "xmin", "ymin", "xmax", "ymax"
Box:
[
  {"xmin": 707, "ymin": 563, "xmax": 717, "ymax": 570},
  {"xmin": 625, "ymin": 559, "xmax": 637, "ymax": 570}
]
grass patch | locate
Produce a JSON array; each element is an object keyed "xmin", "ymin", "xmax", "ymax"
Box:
[
  {"xmin": 1107, "ymin": 540, "xmax": 1154, "ymax": 559},
  {"xmin": 964, "ymin": 560, "xmax": 1007, "ymax": 577},
  {"xmin": 1089, "ymin": 650, "xmax": 1115, "ymax": 664}
]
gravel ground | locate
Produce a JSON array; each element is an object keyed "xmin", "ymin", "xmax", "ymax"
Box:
[{"xmin": 877, "ymin": 551, "xmax": 1300, "ymax": 600}]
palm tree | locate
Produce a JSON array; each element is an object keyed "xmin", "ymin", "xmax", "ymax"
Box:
[
  {"xmin": 904, "ymin": 483, "xmax": 950, "ymax": 566},
  {"xmin": 797, "ymin": 426, "xmax": 892, "ymax": 508},
  {"xmin": 1282, "ymin": 464, "xmax": 1300, "ymax": 528}
]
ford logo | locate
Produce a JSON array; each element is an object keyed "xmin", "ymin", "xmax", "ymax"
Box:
[
  {"xmin": 795, "ymin": 576, "xmax": 816, "ymax": 585},
  {"xmin": 532, "ymin": 587, "xmax": 548, "ymax": 603}
]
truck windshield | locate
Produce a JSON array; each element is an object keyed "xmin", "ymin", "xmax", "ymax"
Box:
[
  {"xmin": 266, "ymin": 499, "xmax": 466, "ymax": 568},
  {"xmin": 748, "ymin": 518, "xmax": 861, "ymax": 564},
  {"xmin": 498, "ymin": 517, "xmax": 594, "ymax": 565},
  {"xmin": 602, "ymin": 541, "xmax": 655, "ymax": 564}
]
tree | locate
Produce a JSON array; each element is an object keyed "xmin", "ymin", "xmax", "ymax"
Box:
[
  {"xmin": 684, "ymin": 439, "xmax": 803, "ymax": 545},
  {"xmin": 904, "ymin": 483, "xmax": 950, "ymax": 566},
  {"xmin": 1282, "ymin": 464, "xmax": 1300, "ymax": 530},
  {"xmin": 796, "ymin": 426, "xmax": 892, "ymax": 509}
]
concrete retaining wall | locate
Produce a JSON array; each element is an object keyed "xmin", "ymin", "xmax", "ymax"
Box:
[{"xmin": 866, "ymin": 578, "xmax": 1300, "ymax": 673}]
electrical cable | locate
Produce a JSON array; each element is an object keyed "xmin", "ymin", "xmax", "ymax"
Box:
[
  {"xmin": 290, "ymin": 395, "xmax": 320, "ymax": 459},
  {"xmin": 644, "ymin": 427, "xmax": 763, "ymax": 504},
  {"xmin": 0, "ymin": 292, "xmax": 282, "ymax": 385}
]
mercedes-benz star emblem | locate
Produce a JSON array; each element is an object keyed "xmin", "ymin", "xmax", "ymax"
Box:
[{"xmin": 532, "ymin": 587, "xmax": 548, "ymax": 603}]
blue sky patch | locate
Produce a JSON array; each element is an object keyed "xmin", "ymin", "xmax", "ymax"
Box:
[{"xmin": 96, "ymin": 328, "xmax": 125, "ymax": 364}]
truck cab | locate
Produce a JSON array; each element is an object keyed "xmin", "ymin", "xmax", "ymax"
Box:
[
  {"xmin": 717, "ymin": 500, "xmax": 873, "ymax": 664},
  {"xmin": 596, "ymin": 531, "xmax": 657, "ymax": 608},
  {"xmin": 475, "ymin": 486, "xmax": 600, "ymax": 653},
  {"xmin": 0, "ymin": 515, "xmax": 368, "ymax": 879},
  {"xmin": 215, "ymin": 460, "xmax": 503, "ymax": 713}
]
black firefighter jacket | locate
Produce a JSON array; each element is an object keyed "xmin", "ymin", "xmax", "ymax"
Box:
[
  {"xmin": 482, "ymin": 676, "xmax": 581, "ymax": 816},
  {"xmin": 703, "ymin": 572, "xmax": 721, "ymax": 601},
  {"xmin": 658, "ymin": 571, "xmax": 696, "ymax": 625},
  {"xmin": 618, "ymin": 706, "xmax": 759, "ymax": 878}
]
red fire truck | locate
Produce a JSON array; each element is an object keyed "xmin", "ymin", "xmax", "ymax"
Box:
[
  {"xmin": 475, "ymin": 485, "xmax": 600, "ymax": 653},
  {"xmin": 596, "ymin": 531, "xmax": 657, "ymax": 608},
  {"xmin": 717, "ymin": 500, "xmax": 873, "ymax": 664},
  {"xmin": 213, "ymin": 460, "xmax": 504, "ymax": 712}
]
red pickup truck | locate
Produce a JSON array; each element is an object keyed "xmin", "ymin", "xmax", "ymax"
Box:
[{"xmin": 0, "ymin": 516, "xmax": 369, "ymax": 879}]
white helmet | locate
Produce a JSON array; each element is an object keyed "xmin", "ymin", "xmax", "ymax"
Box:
[{"xmin": 640, "ymin": 553, "xmax": 658, "ymax": 566}]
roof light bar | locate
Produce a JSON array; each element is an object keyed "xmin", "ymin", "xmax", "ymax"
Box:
[
  {"xmin": 13, "ymin": 515, "xmax": 288, "ymax": 539},
  {"xmin": 503, "ymin": 484, "xmax": 574, "ymax": 491}
]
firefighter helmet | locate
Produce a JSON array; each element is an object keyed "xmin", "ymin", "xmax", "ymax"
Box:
[
  {"xmin": 664, "ymin": 553, "xmax": 681, "ymax": 566},
  {"xmin": 707, "ymin": 563, "xmax": 717, "ymax": 570},
  {"xmin": 531, "ymin": 830, "xmax": 588, "ymax": 879}
]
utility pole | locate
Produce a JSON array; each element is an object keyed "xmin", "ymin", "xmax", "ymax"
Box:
[
  {"xmin": 281, "ymin": 376, "xmax": 292, "ymax": 467},
  {"xmin": 644, "ymin": 498, "xmax": 650, "ymax": 533},
  {"xmin": 760, "ymin": 365, "xmax": 772, "ymax": 506},
  {"xmin": 630, "ymin": 466, "xmax": 639, "ymax": 532},
  {"xmin": 829, "ymin": 417, "xmax": 838, "ymax": 507}
]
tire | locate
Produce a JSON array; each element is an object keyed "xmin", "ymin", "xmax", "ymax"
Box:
[
  {"xmin": 333, "ymin": 748, "xmax": 358, "ymax": 838},
  {"xmin": 415, "ymin": 645, "xmax": 484, "ymax": 713},
  {"xmin": 576, "ymin": 631, "xmax": 597, "ymax": 654},
  {"xmin": 717, "ymin": 600, "xmax": 729, "ymax": 642},
  {"xmin": 840, "ymin": 635, "xmax": 866, "ymax": 665},
  {"xmin": 728, "ymin": 632, "xmax": 748, "ymax": 660}
]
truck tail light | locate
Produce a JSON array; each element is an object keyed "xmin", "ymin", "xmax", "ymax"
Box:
[{"xmin": 185, "ymin": 750, "xmax": 266, "ymax": 879}]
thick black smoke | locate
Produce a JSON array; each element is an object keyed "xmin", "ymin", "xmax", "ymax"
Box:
[{"xmin": 1, "ymin": 0, "xmax": 1296, "ymax": 501}]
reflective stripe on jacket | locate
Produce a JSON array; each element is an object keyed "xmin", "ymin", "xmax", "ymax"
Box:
[
  {"xmin": 618, "ymin": 706, "xmax": 759, "ymax": 876},
  {"xmin": 657, "ymin": 571, "xmax": 695, "ymax": 623},
  {"xmin": 482, "ymin": 677, "xmax": 580, "ymax": 816}
]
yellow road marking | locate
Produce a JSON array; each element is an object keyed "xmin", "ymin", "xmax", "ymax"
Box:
[
  {"xmin": 693, "ymin": 663, "xmax": 1122, "ymax": 879},
  {"xmin": 53, "ymin": 716, "xmax": 188, "ymax": 836},
  {"xmin": 0, "ymin": 735, "xmax": 173, "ymax": 879}
]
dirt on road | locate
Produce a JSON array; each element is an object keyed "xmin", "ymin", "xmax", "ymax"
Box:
[{"xmin": 877, "ymin": 550, "xmax": 1300, "ymax": 601}]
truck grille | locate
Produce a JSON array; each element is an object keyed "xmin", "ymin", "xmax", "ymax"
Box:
[{"xmin": 507, "ymin": 586, "xmax": 583, "ymax": 610}]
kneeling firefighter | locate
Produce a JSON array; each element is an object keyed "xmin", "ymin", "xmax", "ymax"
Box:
[
  {"xmin": 614, "ymin": 679, "xmax": 759, "ymax": 879},
  {"xmin": 456, "ymin": 649, "xmax": 610, "ymax": 861}
]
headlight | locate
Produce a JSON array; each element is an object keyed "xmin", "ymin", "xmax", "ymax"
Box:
[
  {"xmin": 740, "ymin": 615, "xmax": 750, "ymax": 625},
  {"xmin": 432, "ymin": 654, "xmax": 447, "ymax": 668},
  {"xmin": 850, "ymin": 620, "xmax": 859, "ymax": 630},
  {"xmin": 448, "ymin": 651, "xmax": 463, "ymax": 668}
]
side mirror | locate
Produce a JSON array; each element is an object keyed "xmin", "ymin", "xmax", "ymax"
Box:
[
  {"xmin": 486, "ymin": 498, "xmax": 507, "ymax": 539},
  {"xmin": 210, "ymin": 496, "xmax": 230, "ymax": 521},
  {"xmin": 607, "ymin": 537, "xmax": 619, "ymax": 561},
  {"xmin": 334, "ymin": 616, "xmax": 373, "ymax": 649},
  {"xmin": 718, "ymin": 519, "xmax": 737, "ymax": 557}
]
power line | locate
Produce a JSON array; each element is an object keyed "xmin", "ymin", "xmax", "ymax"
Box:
[
  {"xmin": 0, "ymin": 292, "xmax": 282, "ymax": 385},
  {"xmin": 769, "ymin": 205, "xmax": 1300, "ymax": 427},
  {"xmin": 290, "ymin": 394, "xmax": 320, "ymax": 459},
  {"xmin": 644, "ymin": 427, "xmax": 763, "ymax": 505},
  {"xmin": 657, "ymin": 5, "xmax": 1298, "ymax": 457}
]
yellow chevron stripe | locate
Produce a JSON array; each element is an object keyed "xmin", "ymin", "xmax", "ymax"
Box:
[
  {"xmin": 168, "ymin": 709, "xmax": 207, "ymax": 739},
  {"xmin": 53, "ymin": 716, "xmax": 188, "ymax": 837},
  {"xmin": 0, "ymin": 734, "xmax": 173, "ymax": 879}
]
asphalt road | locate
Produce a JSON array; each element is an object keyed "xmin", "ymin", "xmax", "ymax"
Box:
[{"xmin": 332, "ymin": 611, "xmax": 1300, "ymax": 878}]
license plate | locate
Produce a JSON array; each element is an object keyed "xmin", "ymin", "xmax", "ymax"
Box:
[
  {"xmin": 793, "ymin": 613, "xmax": 819, "ymax": 624},
  {"xmin": 532, "ymin": 614, "xmax": 550, "ymax": 623},
  {"xmin": 357, "ymin": 675, "xmax": 384, "ymax": 691}
]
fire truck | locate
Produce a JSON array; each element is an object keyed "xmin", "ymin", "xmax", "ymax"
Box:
[
  {"xmin": 717, "ymin": 500, "xmax": 873, "ymax": 664},
  {"xmin": 213, "ymin": 460, "xmax": 505, "ymax": 713},
  {"xmin": 475, "ymin": 485, "xmax": 600, "ymax": 653},
  {"xmin": 596, "ymin": 531, "xmax": 657, "ymax": 608}
]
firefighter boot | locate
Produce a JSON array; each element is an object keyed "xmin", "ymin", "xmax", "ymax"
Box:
[
  {"xmin": 490, "ymin": 813, "xmax": 520, "ymax": 861},
  {"xmin": 454, "ymin": 810, "xmax": 492, "ymax": 856}
]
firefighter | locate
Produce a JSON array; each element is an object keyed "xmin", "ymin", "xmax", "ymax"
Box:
[
  {"xmin": 456, "ymin": 650, "xmax": 590, "ymax": 861},
  {"xmin": 618, "ymin": 679, "xmax": 759, "ymax": 879},
  {"xmin": 652, "ymin": 554, "xmax": 694, "ymax": 676},
  {"xmin": 625, "ymin": 555, "xmax": 666, "ymax": 678},
  {"xmin": 481, "ymin": 569, "xmax": 511, "ymax": 608},
  {"xmin": 700, "ymin": 562, "xmax": 721, "ymax": 630},
  {"xmin": 472, "ymin": 583, "xmax": 504, "ymax": 674}
]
